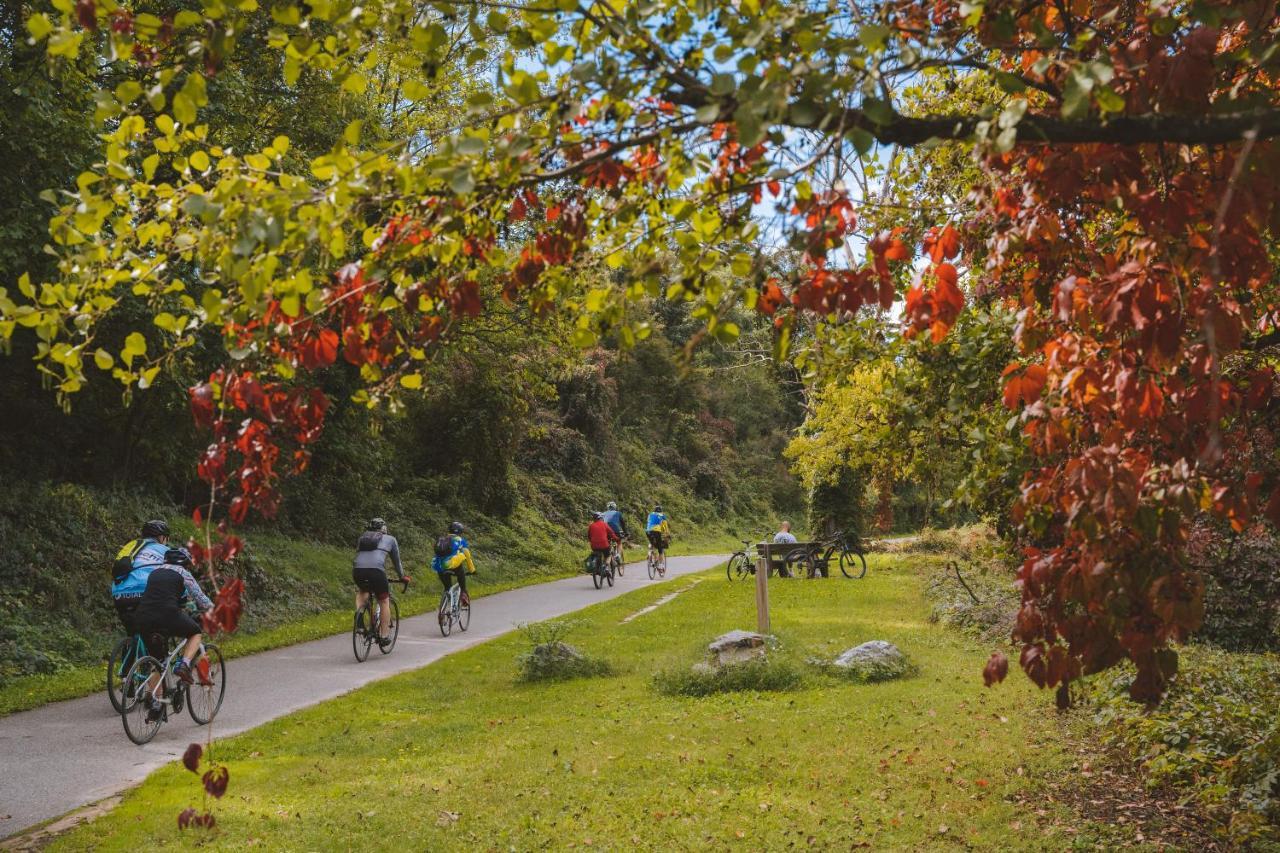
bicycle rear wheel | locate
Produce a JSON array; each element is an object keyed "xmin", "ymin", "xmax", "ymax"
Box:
[
  {"xmin": 187, "ymin": 644, "xmax": 225, "ymax": 724},
  {"xmin": 647, "ymin": 551, "xmax": 656, "ymax": 580},
  {"xmin": 784, "ymin": 547, "xmax": 815, "ymax": 579},
  {"xmin": 839, "ymin": 548, "xmax": 868, "ymax": 579},
  {"xmin": 592, "ymin": 562, "xmax": 603, "ymax": 589},
  {"xmin": 438, "ymin": 595, "xmax": 453, "ymax": 637},
  {"xmin": 121, "ymin": 656, "xmax": 165, "ymax": 745},
  {"xmin": 615, "ymin": 551, "xmax": 625, "ymax": 577},
  {"xmin": 726, "ymin": 553, "xmax": 747, "ymax": 581},
  {"xmin": 353, "ymin": 605, "xmax": 374, "ymax": 662},
  {"xmin": 458, "ymin": 593, "xmax": 471, "ymax": 632},
  {"xmin": 379, "ymin": 598, "xmax": 400, "ymax": 654},
  {"xmin": 106, "ymin": 636, "xmax": 133, "ymax": 713}
]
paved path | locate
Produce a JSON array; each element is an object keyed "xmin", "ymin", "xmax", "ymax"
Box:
[{"xmin": 0, "ymin": 554, "xmax": 726, "ymax": 838}]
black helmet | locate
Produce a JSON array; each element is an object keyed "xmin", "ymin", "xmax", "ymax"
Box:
[
  {"xmin": 592, "ymin": 512, "xmax": 603, "ymax": 520},
  {"xmin": 449, "ymin": 521, "xmax": 464, "ymax": 534},
  {"xmin": 606, "ymin": 501, "xmax": 617, "ymax": 511},
  {"xmin": 653, "ymin": 504, "xmax": 663, "ymax": 513},
  {"xmin": 366, "ymin": 517, "xmax": 387, "ymax": 531},
  {"xmin": 142, "ymin": 519, "xmax": 170, "ymax": 539},
  {"xmin": 164, "ymin": 547, "xmax": 194, "ymax": 568}
]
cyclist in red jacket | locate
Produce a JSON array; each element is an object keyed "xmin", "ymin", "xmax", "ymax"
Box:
[{"xmin": 587, "ymin": 512, "xmax": 619, "ymax": 575}]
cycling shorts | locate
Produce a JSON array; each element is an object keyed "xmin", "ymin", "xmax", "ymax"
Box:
[
  {"xmin": 353, "ymin": 566, "xmax": 390, "ymax": 601},
  {"xmin": 647, "ymin": 530, "xmax": 668, "ymax": 550},
  {"xmin": 134, "ymin": 607, "xmax": 202, "ymax": 659}
]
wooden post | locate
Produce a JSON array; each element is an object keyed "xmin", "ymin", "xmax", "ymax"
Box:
[{"xmin": 755, "ymin": 545, "xmax": 771, "ymax": 633}]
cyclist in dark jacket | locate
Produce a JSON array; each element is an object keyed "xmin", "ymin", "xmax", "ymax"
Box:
[
  {"xmin": 133, "ymin": 547, "xmax": 213, "ymax": 683},
  {"xmin": 353, "ymin": 517, "xmax": 406, "ymax": 648}
]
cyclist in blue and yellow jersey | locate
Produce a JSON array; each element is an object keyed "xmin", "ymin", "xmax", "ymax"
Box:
[
  {"xmin": 111, "ymin": 520, "xmax": 172, "ymax": 634},
  {"xmin": 645, "ymin": 504, "xmax": 671, "ymax": 556},
  {"xmin": 433, "ymin": 521, "xmax": 476, "ymax": 601},
  {"xmin": 601, "ymin": 501, "xmax": 627, "ymax": 541}
]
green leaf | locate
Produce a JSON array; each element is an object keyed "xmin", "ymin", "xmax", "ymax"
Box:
[
  {"xmin": 173, "ymin": 92, "xmax": 196, "ymax": 125},
  {"xmin": 189, "ymin": 150, "xmax": 210, "ymax": 171},
  {"xmin": 26, "ymin": 14, "xmax": 54, "ymax": 40},
  {"xmin": 122, "ymin": 332, "xmax": 147, "ymax": 366},
  {"xmin": 861, "ymin": 98, "xmax": 895, "ymax": 126},
  {"xmin": 857, "ymin": 24, "xmax": 891, "ymax": 52},
  {"xmin": 94, "ymin": 349, "xmax": 114, "ymax": 370}
]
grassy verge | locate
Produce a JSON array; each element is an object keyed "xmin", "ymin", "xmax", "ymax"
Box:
[{"xmin": 51, "ymin": 552, "xmax": 1107, "ymax": 851}]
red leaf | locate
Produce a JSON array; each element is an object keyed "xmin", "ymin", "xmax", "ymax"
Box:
[
  {"xmin": 203, "ymin": 577, "xmax": 244, "ymax": 634},
  {"xmin": 182, "ymin": 743, "xmax": 203, "ymax": 773},
  {"xmin": 299, "ymin": 329, "xmax": 339, "ymax": 370},
  {"xmin": 178, "ymin": 807, "xmax": 197, "ymax": 830},
  {"xmin": 202, "ymin": 766, "xmax": 229, "ymax": 799},
  {"xmin": 982, "ymin": 651, "xmax": 1009, "ymax": 687},
  {"xmin": 758, "ymin": 281, "xmax": 784, "ymax": 316}
]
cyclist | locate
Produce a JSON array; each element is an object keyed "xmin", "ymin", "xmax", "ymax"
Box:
[
  {"xmin": 601, "ymin": 501, "xmax": 627, "ymax": 541},
  {"xmin": 353, "ymin": 517, "xmax": 406, "ymax": 650},
  {"xmin": 133, "ymin": 547, "xmax": 213, "ymax": 720},
  {"xmin": 433, "ymin": 521, "xmax": 475, "ymax": 602},
  {"xmin": 588, "ymin": 511, "xmax": 619, "ymax": 576},
  {"xmin": 646, "ymin": 504, "xmax": 671, "ymax": 559},
  {"xmin": 111, "ymin": 520, "xmax": 172, "ymax": 634}
]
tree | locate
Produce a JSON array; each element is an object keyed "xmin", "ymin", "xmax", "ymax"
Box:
[{"xmin": 5, "ymin": 0, "xmax": 1280, "ymax": 699}]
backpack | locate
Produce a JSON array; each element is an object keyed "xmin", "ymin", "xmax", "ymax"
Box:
[
  {"xmin": 357, "ymin": 531, "xmax": 382, "ymax": 552},
  {"xmin": 112, "ymin": 539, "xmax": 148, "ymax": 584},
  {"xmin": 434, "ymin": 535, "xmax": 454, "ymax": 558}
]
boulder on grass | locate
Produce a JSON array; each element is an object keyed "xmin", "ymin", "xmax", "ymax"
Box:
[
  {"xmin": 832, "ymin": 640, "xmax": 911, "ymax": 682},
  {"xmin": 707, "ymin": 630, "xmax": 770, "ymax": 666}
]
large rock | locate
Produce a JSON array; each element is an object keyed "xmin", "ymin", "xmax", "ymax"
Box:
[
  {"xmin": 831, "ymin": 640, "xmax": 911, "ymax": 682},
  {"xmin": 707, "ymin": 630, "xmax": 769, "ymax": 666}
]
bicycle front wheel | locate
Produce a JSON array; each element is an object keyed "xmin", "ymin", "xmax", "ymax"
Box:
[
  {"xmin": 839, "ymin": 548, "xmax": 868, "ymax": 579},
  {"xmin": 458, "ymin": 594, "xmax": 471, "ymax": 632},
  {"xmin": 121, "ymin": 656, "xmax": 165, "ymax": 745},
  {"xmin": 379, "ymin": 598, "xmax": 400, "ymax": 654},
  {"xmin": 188, "ymin": 644, "xmax": 226, "ymax": 724},
  {"xmin": 106, "ymin": 636, "xmax": 132, "ymax": 714}
]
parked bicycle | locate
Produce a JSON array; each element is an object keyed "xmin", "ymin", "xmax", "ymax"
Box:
[
  {"xmin": 726, "ymin": 538, "xmax": 757, "ymax": 581},
  {"xmin": 120, "ymin": 638, "xmax": 225, "ymax": 745},
  {"xmin": 785, "ymin": 530, "xmax": 868, "ymax": 579},
  {"xmin": 586, "ymin": 551, "xmax": 615, "ymax": 590},
  {"xmin": 353, "ymin": 576, "xmax": 409, "ymax": 661},
  {"xmin": 437, "ymin": 577, "xmax": 471, "ymax": 635}
]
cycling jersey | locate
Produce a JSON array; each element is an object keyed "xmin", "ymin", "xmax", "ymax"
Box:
[
  {"xmin": 432, "ymin": 535, "xmax": 475, "ymax": 575},
  {"xmin": 110, "ymin": 538, "xmax": 170, "ymax": 600},
  {"xmin": 601, "ymin": 509, "xmax": 626, "ymax": 537},
  {"xmin": 646, "ymin": 512, "xmax": 670, "ymax": 534},
  {"xmin": 588, "ymin": 519, "xmax": 619, "ymax": 550}
]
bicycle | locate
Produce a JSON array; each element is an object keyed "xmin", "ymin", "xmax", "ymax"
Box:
[
  {"xmin": 785, "ymin": 530, "xmax": 867, "ymax": 580},
  {"xmin": 353, "ymin": 576, "xmax": 409, "ymax": 662},
  {"xmin": 586, "ymin": 551, "xmax": 615, "ymax": 590},
  {"xmin": 726, "ymin": 538, "xmax": 757, "ymax": 581},
  {"xmin": 437, "ymin": 576, "xmax": 471, "ymax": 635},
  {"xmin": 106, "ymin": 632, "xmax": 148, "ymax": 713},
  {"xmin": 608, "ymin": 538, "xmax": 626, "ymax": 578},
  {"xmin": 646, "ymin": 535, "xmax": 668, "ymax": 580},
  {"xmin": 120, "ymin": 637, "xmax": 225, "ymax": 745}
]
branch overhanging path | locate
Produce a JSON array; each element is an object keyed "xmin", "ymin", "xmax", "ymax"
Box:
[{"xmin": 0, "ymin": 554, "xmax": 728, "ymax": 839}]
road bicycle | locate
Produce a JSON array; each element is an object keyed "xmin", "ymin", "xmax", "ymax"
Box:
[
  {"xmin": 726, "ymin": 538, "xmax": 757, "ymax": 581},
  {"xmin": 353, "ymin": 576, "xmax": 409, "ymax": 661},
  {"xmin": 586, "ymin": 551, "xmax": 615, "ymax": 590},
  {"xmin": 437, "ymin": 576, "xmax": 471, "ymax": 635},
  {"xmin": 608, "ymin": 538, "xmax": 626, "ymax": 578},
  {"xmin": 646, "ymin": 536, "xmax": 668, "ymax": 580},
  {"xmin": 785, "ymin": 530, "xmax": 868, "ymax": 580},
  {"xmin": 106, "ymin": 631, "xmax": 149, "ymax": 713},
  {"xmin": 120, "ymin": 638, "xmax": 225, "ymax": 745}
]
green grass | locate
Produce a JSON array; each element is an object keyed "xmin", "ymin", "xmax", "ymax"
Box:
[{"xmin": 52, "ymin": 553, "xmax": 1097, "ymax": 851}]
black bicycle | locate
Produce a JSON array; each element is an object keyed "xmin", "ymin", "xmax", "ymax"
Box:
[
  {"xmin": 785, "ymin": 531, "xmax": 867, "ymax": 580},
  {"xmin": 726, "ymin": 538, "xmax": 757, "ymax": 581},
  {"xmin": 353, "ymin": 576, "xmax": 409, "ymax": 662},
  {"xmin": 587, "ymin": 552, "xmax": 615, "ymax": 589}
]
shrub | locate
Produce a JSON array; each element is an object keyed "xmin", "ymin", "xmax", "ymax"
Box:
[
  {"xmin": 516, "ymin": 620, "xmax": 613, "ymax": 683},
  {"xmin": 1088, "ymin": 646, "xmax": 1280, "ymax": 846},
  {"xmin": 1187, "ymin": 520, "xmax": 1280, "ymax": 652},
  {"xmin": 653, "ymin": 657, "xmax": 805, "ymax": 697}
]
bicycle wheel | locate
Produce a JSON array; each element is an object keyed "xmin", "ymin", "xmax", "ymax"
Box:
[
  {"xmin": 726, "ymin": 553, "xmax": 747, "ymax": 581},
  {"xmin": 614, "ymin": 550, "xmax": 625, "ymax": 578},
  {"xmin": 353, "ymin": 605, "xmax": 374, "ymax": 662},
  {"xmin": 647, "ymin": 551, "xmax": 656, "ymax": 580},
  {"xmin": 592, "ymin": 562, "xmax": 603, "ymax": 589},
  {"xmin": 187, "ymin": 643, "xmax": 226, "ymax": 724},
  {"xmin": 121, "ymin": 656, "xmax": 166, "ymax": 745},
  {"xmin": 784, "ymin": 547, "xmax": 815, "ymax": 579},
  {"xmin": 658, "ymin": 552, "xmax": 667, "ymax": 577},
  {"xmin": 839, "ymin": 548, "xmax": 868, "ymax": 579},
  {"xmin": 605, "ymin": 563, "xmax": 615, "ymax": 587},
  {"xmin": 106, "ymin": 636, "xmax": 133, "ymax": 713},
  {"xmin": 438, "ymin": 595, "xmax": 453, "ymax": 637},
  {"xmin": 379, "ymin": 598, "xmax": 400, "ymax": 654},
  {"xmin": 458, "ymin": 593, "xmax": 471, "ymax": 632}
]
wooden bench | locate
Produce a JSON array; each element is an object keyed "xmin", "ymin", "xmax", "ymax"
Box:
[{"xmin": 754, "ymin": 541, "xmax": 817, "ymax": 578}]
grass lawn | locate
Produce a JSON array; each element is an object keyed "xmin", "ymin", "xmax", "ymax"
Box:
[{"xmin": 52, "ymin": 553, "xmax": 1092, "ymax": 850}]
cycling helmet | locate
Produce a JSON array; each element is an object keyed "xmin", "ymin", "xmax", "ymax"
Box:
[
  {"xmin": 141, "ymin": 519, "xmax": 170, "ymax": 539},
  {"xmin": 653, "ymin": 504, "xmax": 663, "ymax": 513},
  {"xmin": 449, "ymin": 521, "xmax": 464, "ymax": 535},
  {"xmin": 606, "ymin": 501, "xmax": 617, "ymax": 511},
  {"xmin": 366, "ymin": 517, "xmax": 387, "ymax": 531},
  {"xmin": 592, "ymin": 512, "xmax": 603, "ymax": 520},
  {"xmin": 164, "ymin": 547, "xmax": 194, "ymax": 568}
]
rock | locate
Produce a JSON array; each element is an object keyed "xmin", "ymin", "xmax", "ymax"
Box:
[
  {"xmin": 831, "ymin": 640, "xmax": 911, "ymax": 682},
  {"xmin": 707, "ymin": 630, "xmax": 770, "ymax": 666},
  {"xmin": 530, "ymin": 641, "xmax": 584, "ymax": 664}
]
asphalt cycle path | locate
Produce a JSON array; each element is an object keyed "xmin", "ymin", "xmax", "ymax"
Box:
[{"xmin": 0, "ymin": 553, "xmax": 727, "ymax": 839}]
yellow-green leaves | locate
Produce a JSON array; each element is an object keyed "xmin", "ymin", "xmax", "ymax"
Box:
[
  {"xmin": 26, "ymin": 13, "xmax": 54, "ymax": 40},
  {"xmin": 94, "ymin": 349, "xmax": 115, "ymax": 370},
  {"xmin": 122, "ymin": 332, "xmax": 147, "ymax": 367}
]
